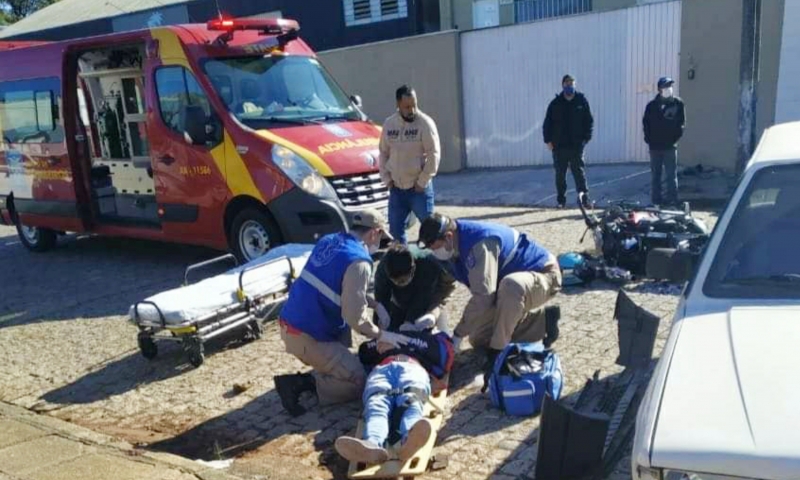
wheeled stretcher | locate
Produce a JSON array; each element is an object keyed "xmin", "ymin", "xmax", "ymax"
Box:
[
  {"xmin": 347, "ymin": 388, "xmax": 448, "ymax": 480},
  {"xmin": 128, "ymin": 244, "xmax": 313, "ymax": 367}
]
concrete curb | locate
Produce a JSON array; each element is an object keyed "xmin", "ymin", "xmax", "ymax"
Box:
[{"xmin": 0, "ymin": 401, "xmax": 243, "ymax": 480}]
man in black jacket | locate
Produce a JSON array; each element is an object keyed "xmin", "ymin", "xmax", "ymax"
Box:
[
  {"xmin": 543, "ymin": 74, "xmax": 594, "ymax": 209},
  {"xmin": 373, "ymin": 244, "xmax": 456, "ymax": 334},
  {"xmin": 643, "ymin": 77, "xmax": 686, "ymax": 207}
]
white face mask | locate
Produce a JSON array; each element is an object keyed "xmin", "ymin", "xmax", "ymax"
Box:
[
  {"xmin": 660, "ymin": 87, "xmax": 674, "ymax": 98},
  {"xmin": 432, "ymin": 246, "xmax": 453, "ymax": 261},
  {"xmin": 368, "ymin": 243, "xmax": 380, "ymax": 255}
]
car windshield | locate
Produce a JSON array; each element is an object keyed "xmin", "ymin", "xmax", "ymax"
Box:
[
  {"xmin": 704, "ymin": 164, "xmax": 800, "ymax": 299},
  {"xmin": 203, "ymin": 55, "xmax": 360, "ymax": 126}
]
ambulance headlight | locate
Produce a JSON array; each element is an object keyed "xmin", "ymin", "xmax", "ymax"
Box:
[{"xmin": 271, "ymin": 145, "xmax": 336, "ymax": 200}]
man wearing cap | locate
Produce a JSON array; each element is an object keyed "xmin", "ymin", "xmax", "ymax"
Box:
[
  {"xmin": 417, "ymin": 213, "xmax": 562, "ymax": 388},
  {"xmin": 643, "ymin": 77, "xmax": 686, "ymax": 207},
  {"xmin": 274, "ymin": 209, "xmax": 412, "ymax": 416},
  {"xmin": 543, "ymin": 74, "xmax": 594, "ymax": 209},
  {"xmin": 379, "ymin": 85, "xmax": 441, "ymax": 244}
]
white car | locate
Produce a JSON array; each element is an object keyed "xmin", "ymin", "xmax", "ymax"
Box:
[{"xmin": 632, "ymin": 121, "xmax": 800, "ymax": 480}]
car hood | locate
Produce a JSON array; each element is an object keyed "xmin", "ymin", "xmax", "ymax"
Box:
[
  {"xmin": 256, "ymin": 121, "xmax": 381, "ymax": 177},
  {"xmin": 652, "ymin": 307, "xmax": 800, "ymax": 479}
]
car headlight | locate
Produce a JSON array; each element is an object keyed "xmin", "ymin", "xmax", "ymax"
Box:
[
  {"xmin": 664, "ymin": 471, "xmax": 751, "ymax": 480},
  {"xmin": 271, "ymin": 145, "xmax": 336, "ymax": 200},
  {"xmin": 637, "ymin": 466, "xmax": 663, "ymax": 480}
]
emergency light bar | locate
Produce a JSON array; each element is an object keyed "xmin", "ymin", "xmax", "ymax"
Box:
[{"xmin": 207, "ymin": 18, "xmax": 300, "ymax": 35}]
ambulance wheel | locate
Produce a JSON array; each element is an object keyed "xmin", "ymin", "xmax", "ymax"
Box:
[
  {"xmin": 229, "ymin": 208, "xmax": 282, "ymax": 263},
  {"xmin": 137, "ymin": 333, "xmax": 158, "ymax": 360},
  {"xmin": 16, "ymin": 221, "xmax": 57, "ymax": 252}
]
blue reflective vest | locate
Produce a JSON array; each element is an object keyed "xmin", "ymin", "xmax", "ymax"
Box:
[
  {"xmin": 281, "ymin": 233, "xmax": 372, "ymax": 342},
  {"xmin": 451, "ymin": 220, "xmax": 551, "ymax": 288}
]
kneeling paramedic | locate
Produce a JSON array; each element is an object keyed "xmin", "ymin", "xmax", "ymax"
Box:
[
  {"xmin": 335, "ymin": 328, "xmax": 454, "ymax": 464},
  {"xmin": 418, "ymin": 213, "xmax": 562, "ymax": 388},
  {"xmin": 275, "ymin": 209, "xmax": 411, "ymax": 416},
  {"xmin": 374, "ymin": 243, "xmax": 456, "ymax": 335}
]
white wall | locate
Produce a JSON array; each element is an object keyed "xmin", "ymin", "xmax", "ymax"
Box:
[
  {"xmin": 460, "ymin": 0, "xmax": 682, "ymax": 167},
  {"xmin": 776, "ymin": 0, "xmax": 800, "ymax": 123}
]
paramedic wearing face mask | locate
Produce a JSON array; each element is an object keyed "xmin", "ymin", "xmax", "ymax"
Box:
[
  {"xmin": 275, "ymin": 209, "xmax": 412, "ymax": 416},
  {"xmin": 643, "ymin": 77, "xmax": 686, "ymax": 207},
  {"xmin": 417, "ymin": 214, "xmax": 563, "ymax": 388},
  {"xmin": 378, "ymin": 85, "xmax": 441, "ymax": 244}
]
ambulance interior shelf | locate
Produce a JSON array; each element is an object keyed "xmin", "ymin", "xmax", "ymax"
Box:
[{"xmin": 77, "ymin": 45, "xmax": 158, "ymax": 224}]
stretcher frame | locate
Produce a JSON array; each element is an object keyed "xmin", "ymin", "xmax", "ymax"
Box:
[
  {"xmin": 131, "ymin": 253, "xmax": 297, "ymax": 367},
  {"xmin": 347, "ymin": 388, "xmax": 448, "ymax": 480}
]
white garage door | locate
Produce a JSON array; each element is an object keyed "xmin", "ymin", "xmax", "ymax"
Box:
[{"xmin": 776, "ymin": 0, "xmax": 800, "ymax": 123}]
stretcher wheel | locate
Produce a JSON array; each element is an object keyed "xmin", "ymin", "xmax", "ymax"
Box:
[
  {"xmin": 183, "ymin": 337, "xmax": 205, "ymax": 368},
  {"xmin": 244, "ymin": 320, "xmax": 262, "ymax": 342},
  {"xmin": 137, "ymin": 332, "xmax": 158, "ymax": 360}
]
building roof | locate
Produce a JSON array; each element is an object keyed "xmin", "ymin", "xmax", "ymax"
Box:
[
  {"xmin": 0, "ymin": 0, "xmax": 194, "ymax": 39},
  {"xmin": 748, "ymin": 121, "xmax": 800, "ymax": 169}
]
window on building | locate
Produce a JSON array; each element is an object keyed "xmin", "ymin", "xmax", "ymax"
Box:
[
  {"xmin": 0, "ymin": 77, "xmax": 63, "ymax": 144},
  {"xmin": 514, "ymin": 0, "xmax": 592, "ymax": 24},
  {"xmin": 343, "ymin": 0, "xmax": 408, "ymax": 26}
]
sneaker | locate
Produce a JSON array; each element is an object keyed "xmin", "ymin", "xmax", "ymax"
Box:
[
  {"xmin": 543, "ymin": 305, "xmax": 561, "ymax": 348},
  {"xmin": 556, "ymin": 203, "xmax": 566, "ymax": 209},
  {"xmin": 335, "ymin": 437, "xmax": 389, "ymax": 464},
  {"xmin": 398, "ymin": 419, "xmax": 434, "ymax": 461},
  {"xmin": 274, "ymin": 373, "xmax": 315, "ymax": 417},
  {"xmin": 579, "ymin": 194, "xmax": 592, "ymax": 209}
]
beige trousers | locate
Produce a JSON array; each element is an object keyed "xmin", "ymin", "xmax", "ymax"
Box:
[
  {"xmin": 280, "ymin": 323, "xmax": 366, "ymax": 406},
  {"xmin": 466, "ymin": 269, "xmax": 562, "ymax": 351}
]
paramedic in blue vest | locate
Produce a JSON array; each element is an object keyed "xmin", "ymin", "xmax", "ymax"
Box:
[
  {"xmin": 417, "ymin": 213, "xmax": 562, "ymax": 386},
  {"xmin": 275, "ymin": 209, "xmax": 412, "ymax": 417}
]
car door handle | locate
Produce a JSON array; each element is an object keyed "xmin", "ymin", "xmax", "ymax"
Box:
[{"xmin": 159, "ymin": 156, "xmax": 175, "ymax": 166}]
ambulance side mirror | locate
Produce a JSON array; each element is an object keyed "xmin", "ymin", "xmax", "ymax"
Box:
[
  {"xmin": 180, "ymin": 105, "xmax": 222, "ymax": 147},
  {"xmin": 350, "ymin": 95, "xmax": 363, "ymax": 108}
]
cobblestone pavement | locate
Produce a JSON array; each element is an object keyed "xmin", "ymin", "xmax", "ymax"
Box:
[{"xmin": 0, "ymin": 205, "xmax": 717, "ymax": 480}]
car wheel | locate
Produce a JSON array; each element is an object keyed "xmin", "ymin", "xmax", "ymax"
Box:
[{"xmin": 229, "ymin": 208, "xmax": 282, "ymax": 263}]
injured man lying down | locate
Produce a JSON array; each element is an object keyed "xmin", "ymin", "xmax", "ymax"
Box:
[{"xmin": 334, "ymin": 328, "xmax": 454, "ymax": 465}]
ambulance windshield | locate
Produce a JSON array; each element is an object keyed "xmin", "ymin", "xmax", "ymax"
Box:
[{"xmin": 203, "ymin": 55, "xmax": 360, "ymax": 126}]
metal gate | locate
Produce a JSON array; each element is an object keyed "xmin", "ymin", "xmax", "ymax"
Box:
[{"xmin": 461, "ymin": 0, "xmax": 682, "ymax": 168}]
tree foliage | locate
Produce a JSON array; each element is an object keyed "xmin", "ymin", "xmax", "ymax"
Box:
[{"xmin": 0, "ymin": 0, "xmax": 60, "ymax": 23}]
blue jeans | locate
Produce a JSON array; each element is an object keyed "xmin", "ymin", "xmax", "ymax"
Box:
[
  {"xmin": 388, "ymin": 183, "xmax": 435, "ymax": 244},
  {"xmin": 362, "ymin": 361, "xmax": 431, "ymax": 447},
  {"xmin": 650, "ymin": 148, "xmax": 678, "ymax": 205}
]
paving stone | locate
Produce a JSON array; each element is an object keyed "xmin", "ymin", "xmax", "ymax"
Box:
[
  {"xmin": 0, "ymin": 436, "xmax": 86, "ymax": 476},
  {"xmin": 0, "ymin": 419, "xmax": 47, "ymax": 449}
]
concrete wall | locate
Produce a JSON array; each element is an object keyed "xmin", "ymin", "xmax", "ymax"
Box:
[
  {"xmin": 757, "ymin": 0, "xmax": 785, "ymax": 135},
  {"xmin": 318, "ymin": 31, "xmax": 465, "ymax": 173},
  {"xmin": 679, "ymin": 0, "xmax": 743, "ymax": 171},
  {"xmin": 679, "ymin": 0, "xmax": 785, "ymax": 172}
]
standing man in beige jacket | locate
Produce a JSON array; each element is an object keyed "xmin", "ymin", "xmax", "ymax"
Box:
[{"xmin": 379, "ymin": 85, "xmax": 441, "ymax": 244}]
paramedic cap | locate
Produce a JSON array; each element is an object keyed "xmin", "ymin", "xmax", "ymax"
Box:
[
  {"xmin": 418, "ymin": 214, "xmax": 450, "ymax": 248},
  {"xmin": 351, "ymin": 209, "xmax": 393, "ymax": 240}
]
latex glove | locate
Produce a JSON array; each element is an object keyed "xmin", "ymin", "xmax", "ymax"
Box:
[
  {"xmin": 452, "ymin": 335, "xmax": 463, "ymax": 353},
  {"xmin": 375, "ymin": 303, "xmax": 391, "ymax": 330},
  {"xmin": 378, "ymin": 330, "xmax": 411, "ymax": 349},
  {"xmin": 414, "ymin": 313, "xmax": 437, "ymax": 331}
]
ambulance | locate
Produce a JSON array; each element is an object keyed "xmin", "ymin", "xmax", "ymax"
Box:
[{"xmin": 0, "ymin": 18, "xmax": 388, "ymax": 261}]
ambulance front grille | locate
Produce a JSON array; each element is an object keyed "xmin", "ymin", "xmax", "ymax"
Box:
[{"xmin": 329, "ymin": 172, "xmax": 389, "ymax": 209}]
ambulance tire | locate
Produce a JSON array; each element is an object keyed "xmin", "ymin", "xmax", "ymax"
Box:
[
  {"xmin": 229, "ymin": 208, "xmax": 282, "ymax": 264},
  {"xmin": 15, "ymin": 221, "xmax": 57, "ymax": 253}
]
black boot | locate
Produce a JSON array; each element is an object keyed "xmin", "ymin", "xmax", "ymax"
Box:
[
  {"xmin": 481, "ymin": 348, "xmax": 502, "ymax": 393},
  {"xmin": 543, "ymin": 305, "xmax": 561, "ymax": 348},
  {"xmin": 274, "ymin": 373, "xmax": 316, "ymax": 417}
]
